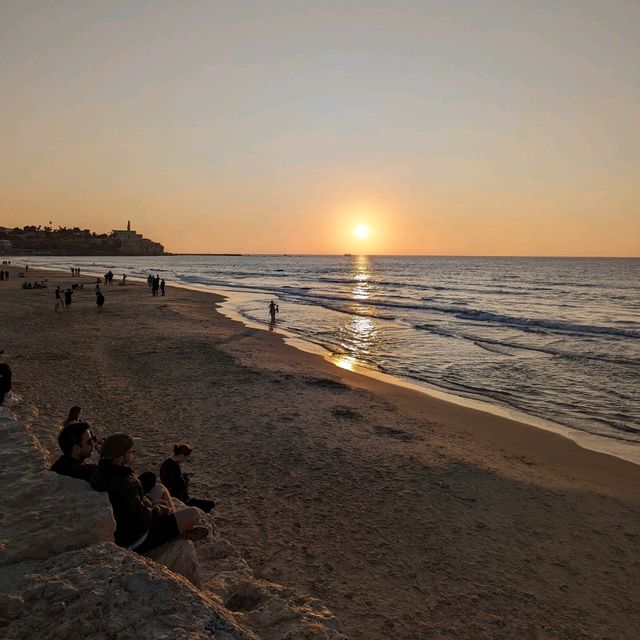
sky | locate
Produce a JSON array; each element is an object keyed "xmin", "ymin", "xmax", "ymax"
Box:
[{"xmin": 1, "ymin": 0, "xmax": 638, "ymax": 255}]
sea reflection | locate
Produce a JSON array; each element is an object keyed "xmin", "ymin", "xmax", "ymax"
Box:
[
  {"xmin": 330, "ymin": 256, "xmax": 380, "ymax": 369},
  {"xmin": 351, "ymin": 255, "xmax": 371, "ymax": 300},
  {"xmin": 334, "ymin": 355, "xmax": 356, "ymax": 371}
]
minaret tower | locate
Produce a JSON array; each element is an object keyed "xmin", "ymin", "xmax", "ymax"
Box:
[{"xmin": 127, "ymin": 220, "xmax": 131, "ymax": 231}]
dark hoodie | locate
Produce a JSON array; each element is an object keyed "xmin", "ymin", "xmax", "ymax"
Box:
[
  {"xmin": 92, "ymin": 459, "xmax": 170, "ymax": 547},
  {"xmin": 50, "ymin": 455, "xmax": 97, "ymax": 483}
]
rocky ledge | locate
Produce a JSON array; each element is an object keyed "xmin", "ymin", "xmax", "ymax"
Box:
[{"xmin": 0, "ymin": 408, "xmax": 347, "ymax": 640}]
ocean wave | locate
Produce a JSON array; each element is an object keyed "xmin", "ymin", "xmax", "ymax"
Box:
[
  {"xmin": 412, "ymin": 324, "xmax": 640, "ymax": 364},
  {"xmin": 454, "ymin": 309, "xmax": 640, "ymax": 339},
  {"xmin": 283, "ymin": 288, "xmax": 640, "ymax": 340}
]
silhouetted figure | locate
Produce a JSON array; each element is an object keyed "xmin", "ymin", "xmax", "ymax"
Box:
[
  {"xmin": 55, "ymin": 286, "xmax": 63, "ymax": 311},
  {"xmin": 0, "ymin": 361, "xmax": 12, "ymax": 406},
  {"xmin": 63, "ymin": 405, "xmax": 82, "ymax": 426},
  {"xmin": 269, "ymin": 299, "xmax": 279, "ymax": 323},
  {"xmin": 160, "ymin": 444, "xmax": 215, "ymax": 513}
]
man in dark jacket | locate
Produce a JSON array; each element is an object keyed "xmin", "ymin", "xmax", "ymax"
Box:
[
  {"xmin": 0, "ymin": 360, "xmax": 12, "ymax": 405},
  {"xmin": 92, "ymin": 433, "xmax": 207, "ymax": 553},
  {"xmin": 50, "ymin": 422, "xmax": 98, "ymax": 482}
]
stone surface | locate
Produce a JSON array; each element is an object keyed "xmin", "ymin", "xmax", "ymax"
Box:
[
  {"xmin": 0, "ymin": 417, "xmax": 115, "ymax": 566},
  {"xmin": 199, "ymin": 535, "xmax": 348, "ymax": 640},
  {"xmin": 0, "ymin": 542, "xmax": 257, "ymax": 640},
  {"xmin": 147, "ymin": 536, "xmax": 202, "ymax": 587}
]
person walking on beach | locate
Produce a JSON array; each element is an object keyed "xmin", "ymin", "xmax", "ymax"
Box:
[
  {"xmin": 96, "ymin": 289, "xmax": 105, "ymax": 312},
  {"xmin": 160, "ymin": 279, "xmax": 165, "ymax": 296},
  {"xmin": 268, "ymin": 299, "xmax": 279, "ymax": 324},
  {"xmin": 160, "ymin": 444, "xmax": 215, "ymax": 513},
  {"xmin": 55, "ymin": 286, "xmax": 63, "ymax": 311},
  {"xmin": 64, "ymin": 288, "xmax": 73, "ymax": 310},
  {"xmin": 91, "ymin": 434, "xmax": 208, "ymax": 554}
]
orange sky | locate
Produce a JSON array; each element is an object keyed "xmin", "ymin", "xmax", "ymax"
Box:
[{"xmin": 1, "ymin": 2, "xmax": 638, "ymax": 256}]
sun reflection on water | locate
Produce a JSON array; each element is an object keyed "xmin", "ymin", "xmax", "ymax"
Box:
[
  {"xmin": 351, "ymin": 255, "xmax": 371, "ymax": 300},
  {"xmin": 334, "ymin": 355, "xmax": 356, "ymax": 371},
  {"xmin": 330, "ymin": 256, "xmax": 381, "ymax": 370}
]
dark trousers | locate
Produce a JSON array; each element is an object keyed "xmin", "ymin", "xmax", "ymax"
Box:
[
  {"xmin": 0, "ymin": 363, "xmax": 12, "ymax": 405},
  {"xmin": 186, "ymin": 497, "xmax": 215, "ymax": 513}
]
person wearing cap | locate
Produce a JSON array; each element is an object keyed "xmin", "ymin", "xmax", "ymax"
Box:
[
  {"xmin": 92, "ymin": 433, "xmax": 208, "ymax": 553},
  {"xmin": 50, "ymin": 422, "xmax": 98, "ymax": 482}
]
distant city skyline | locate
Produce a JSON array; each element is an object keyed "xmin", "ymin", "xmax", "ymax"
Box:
[{"xmin": 1, "ymin": 1, "xmax": 638, "ymax": 256}]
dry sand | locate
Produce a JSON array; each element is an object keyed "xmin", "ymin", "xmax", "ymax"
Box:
[{"xmin": 2, "ymin": 266, "xmax": 639, "ymax": 640}]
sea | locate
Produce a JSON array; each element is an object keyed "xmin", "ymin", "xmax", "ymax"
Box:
[{"xmin": 18, "ymin": 255, "xmax": 640, "ymax": 461}]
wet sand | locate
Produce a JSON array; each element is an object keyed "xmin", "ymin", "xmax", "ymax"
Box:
[{"xmin": 2, "ymin": 266, "xmax": 639, "ymax": 639}]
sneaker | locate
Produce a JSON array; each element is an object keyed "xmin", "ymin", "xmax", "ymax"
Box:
[{"xmin": 182, "ymin": 525, "xmax": 209, "ymax": 541}]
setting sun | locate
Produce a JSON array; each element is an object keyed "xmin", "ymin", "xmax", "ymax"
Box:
[{"xmin": 354, "ymin": 224, "xmax": 370, "ymax": 239}]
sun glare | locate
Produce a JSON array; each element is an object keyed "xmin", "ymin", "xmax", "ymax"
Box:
[{"xmin": 354, "ymin": 224, "xmax": 370, "ymax": 239}]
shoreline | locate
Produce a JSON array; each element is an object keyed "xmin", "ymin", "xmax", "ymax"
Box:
[
  {"xmin": 20, "ymin": 261, "xmax": 640, "ymax": 467},
  {"xmin": 3, "ymin": 263, "xmax": 640, "ymax": 639}
]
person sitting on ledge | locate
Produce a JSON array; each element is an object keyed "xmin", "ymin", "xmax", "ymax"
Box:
[
  {"xmin": 160, "ymin": 444, "xmax": 215, "ymax": 513},
  {"xmin": 50, "ymin": 421, "xmax": 98, "ymax": 482},
  {"xmin": 92, "ymin": 434, "xmax": 208, "ymax": 554},
  {"xmin": 0, "ymin": 358, "xmax": 13, "ymax": 406}
]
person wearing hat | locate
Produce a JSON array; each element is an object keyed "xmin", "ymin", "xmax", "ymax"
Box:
[{"xmin": 92, "ymin": 433, "xmax": 208, "ymax": 553}]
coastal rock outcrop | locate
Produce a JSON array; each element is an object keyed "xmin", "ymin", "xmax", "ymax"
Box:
[
  {"xmin": 0, "ymin": 409, "xmax": 347, "ymax": 639},
  {"xmin": 0, "ymin": 412, "xmax": 114, "ymax": 566}
]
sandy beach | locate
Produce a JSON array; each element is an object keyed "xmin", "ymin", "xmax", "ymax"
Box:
[{"xmin": 2, "ymin": 266, "xmax": 639, "ymax": 640}]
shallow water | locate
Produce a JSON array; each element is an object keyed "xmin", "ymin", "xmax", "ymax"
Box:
[{"xmin": 18, "ymin": 255, "xmax": 640, "ymax": 448}]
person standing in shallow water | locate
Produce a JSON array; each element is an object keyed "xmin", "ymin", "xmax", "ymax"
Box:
[{"xmin": 269, "ymin": 299, "xmax": 279, "ymax": 324}]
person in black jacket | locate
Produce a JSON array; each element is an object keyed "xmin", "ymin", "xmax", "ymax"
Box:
[
  {"xmin": 92, "ymin": 434, "xmax": 208, "ymax": 553},
  {"xmin": 160, "ymin": 444, "xmax": 215, "ymax": 513},
  {"xmin": 0, "ymin": 361, "xmax": 12, "ymax": 405},
  {"xmin": 50, "ymin": 422, "xmax": 98, "ymax": 482}
]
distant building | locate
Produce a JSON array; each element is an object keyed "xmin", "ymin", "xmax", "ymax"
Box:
[{"xmin": 111, "ymin": 220, "xmax": 164, "ymax": 255}]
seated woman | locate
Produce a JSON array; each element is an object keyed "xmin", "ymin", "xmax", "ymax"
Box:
[{"xmin": 160, "ymin": 444, "xmax": 215, "ymax": 513}]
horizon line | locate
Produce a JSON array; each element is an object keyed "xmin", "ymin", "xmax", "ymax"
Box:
[{"xmin": 172, "ymin": 252, "xmax": 640, "ymax": 259}]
